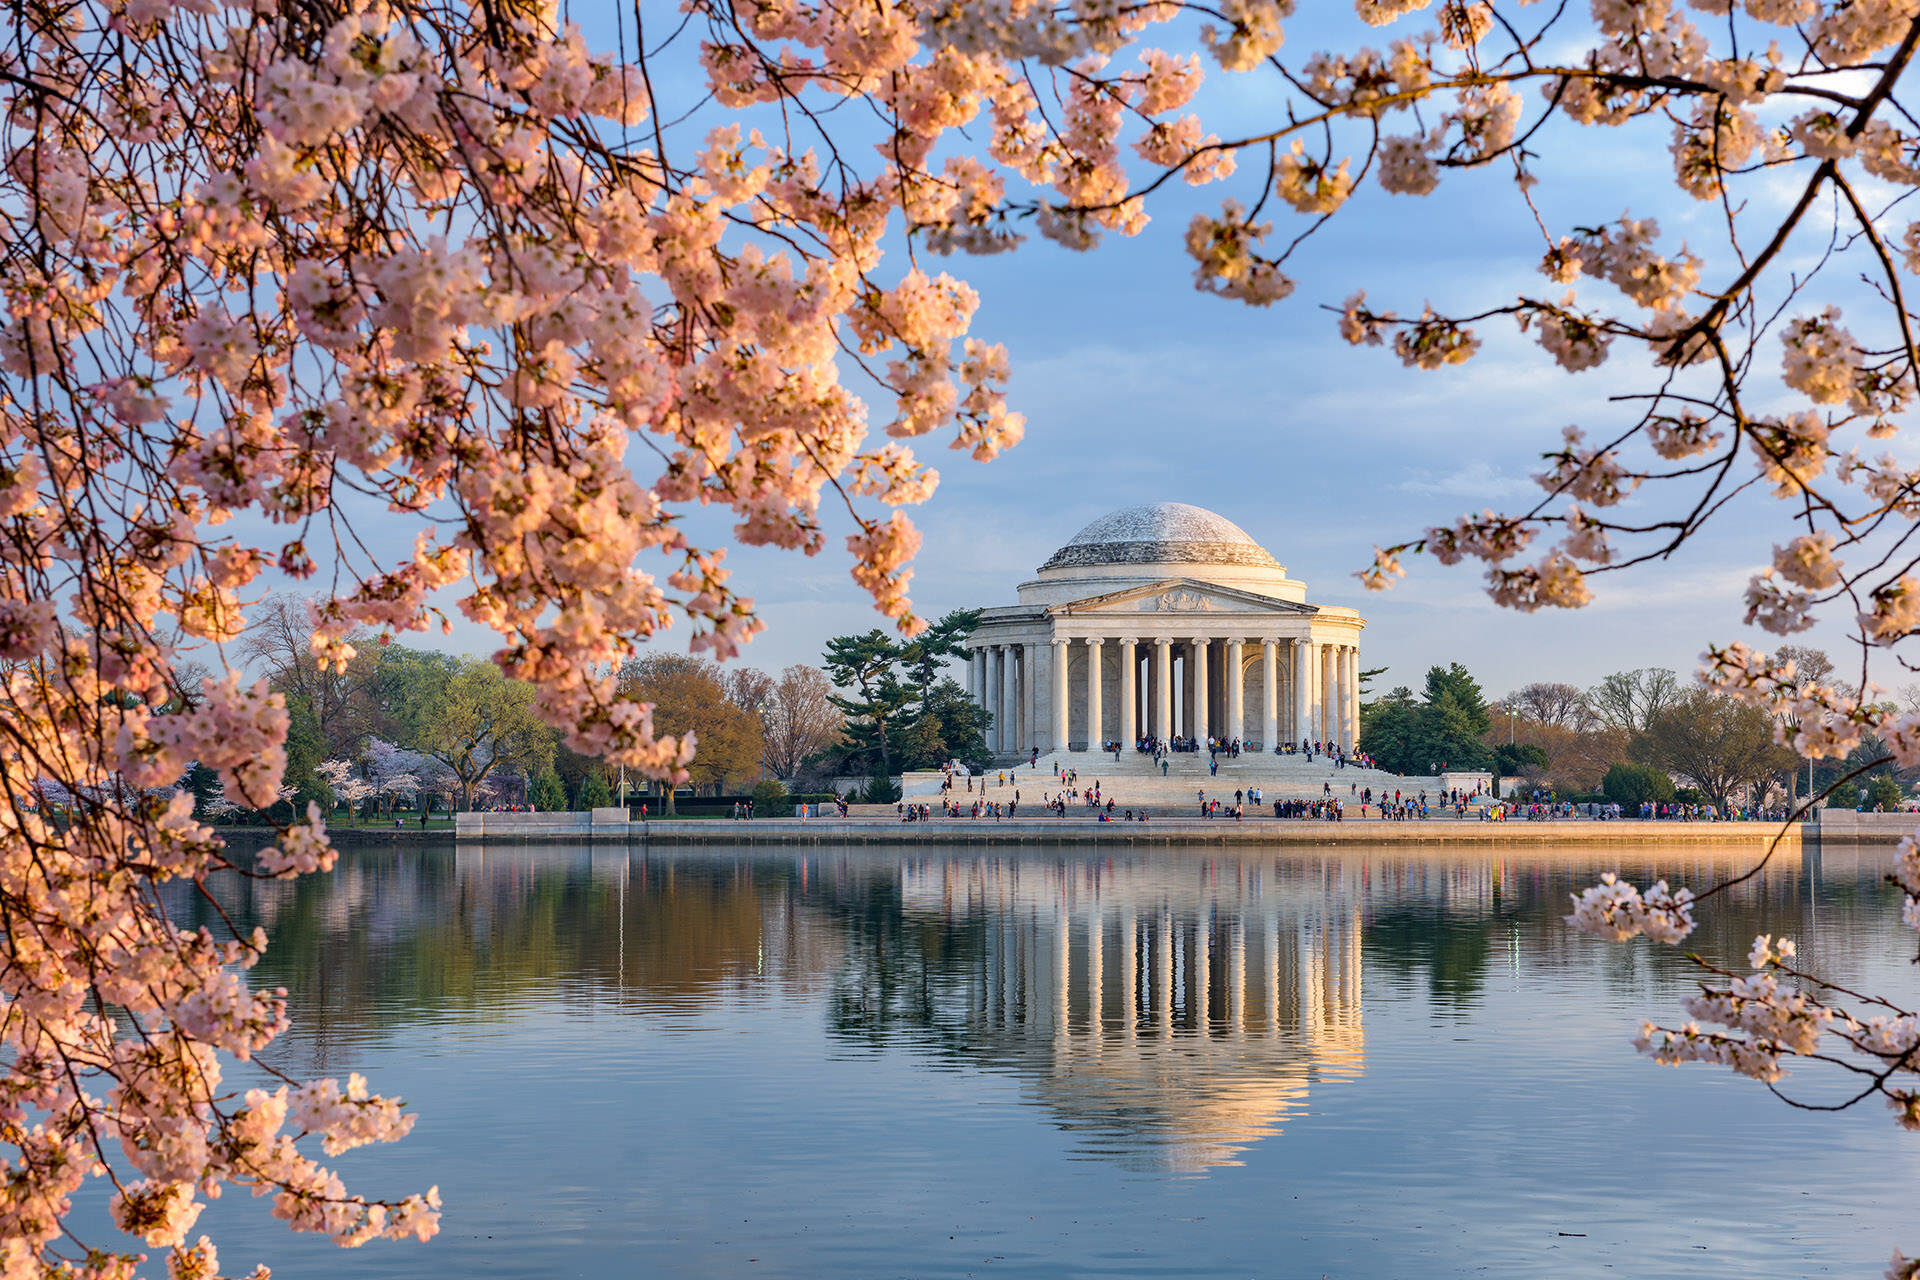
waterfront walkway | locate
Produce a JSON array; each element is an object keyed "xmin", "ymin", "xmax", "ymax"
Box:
[{"xmin": 455, "ymin": 811, "xmax": 1806, "ymax": 849}]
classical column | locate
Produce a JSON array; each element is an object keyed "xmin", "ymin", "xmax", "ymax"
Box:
[
  {"xmin": 1153, "ymin": 638, "xmax": 1172, "ymax": 743},
  {"xmin": 1337, "ymin": 647, "xmax": 1351, "ymax": 749},
  {"xmin": 1261, "ymin": 639, "xmax": 1278, "ymax": 751},
  {"xmin": 1293, "ymin": 641, "xmax": 1310, "ymax": 744},
  {"xmin": 1191, "ymin": 637, "xmax": 1210, "ymax": 743},
  {"xmin": 1051, "ymin": 637, "xmax": 1070, "ymax": 754},
  {"xmin": 971, "ymin": 647, "xmax": 986, "ymax": 709},
  {"xmin": 1175, "ymin": 640, "xmax": 1190, "ymax": 740},
  {"xmin": 1022, "ymin": 641, "xmax": 1039, "ymax": 755},
  {"xmin": 1320, "ymin": 643, "xmax": 1335, "ymax": 744},
  {"xmin": 1006, "ymin": 644, "xmax": 1021, "ymax": 755},
  {"xmin": 1339, "ymin": 646, "xmax": 1352, "ymax": 748},
  {"xmin": 1006, "ymin": 644, "xmax": 1020, "ymax": 753},
  {"xmin": 1314, "ymin": 642, "xmax": 1328, "ymax": 744},
  {"xmin": 1084, "ymin": 637, "xmax": 1104, "ymax": 751},
  {"xmin": 983, "ymin": 652, "xmax": 998, "ymax": 752},
  {"xmin": 1118, "ymin": 638, "xmax": 1137, "ymax": 747},
  {"xmin": 1226, "ymin": 638, "xmax": 1245, "ymax": 743}
]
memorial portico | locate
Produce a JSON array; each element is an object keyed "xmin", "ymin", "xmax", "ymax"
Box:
[{"xmin": 965, "ymin": 503, "xmax": 1365, "ymax": 757}]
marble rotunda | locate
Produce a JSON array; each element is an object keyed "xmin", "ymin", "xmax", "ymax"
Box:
[{"xmin": 965, "ymin": 503, "xmax": 1364, "ymax": 757}]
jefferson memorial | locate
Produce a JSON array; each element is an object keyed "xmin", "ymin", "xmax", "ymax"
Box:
[{"xmin": 965, "ymin": 503, "xmax": 1364, "ymax": 757}]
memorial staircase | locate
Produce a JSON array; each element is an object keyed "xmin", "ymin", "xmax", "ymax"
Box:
[{"xmin": 902, "ymin": 748, "xmax": 1451, "ymax": 813}]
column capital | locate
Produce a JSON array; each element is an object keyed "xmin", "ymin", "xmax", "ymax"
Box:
[
  {"xmin": 1082, "ymin": 635, "xmax": 1104, "ymax": 647},
  {"xmin": 1051, "ymin": 636, "xmax": 1069, "ymax": 648},
  {"xmin": 1226, "ymin": 636, "xmax": 1250, "ymax": 647},
  {"xmin": 1119, "ymin": 636, "xmax": 1140, "ymax": 646},
  {"xmin": 1153, "ymin": 636, "xmax": 1171, "ymax": 648},
  {"xmin": 1190, "ymin": 635, "xmax": 1211, "ymax": 647}
]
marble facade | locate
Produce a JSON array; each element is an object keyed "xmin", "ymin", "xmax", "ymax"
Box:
[{"xmin": 966, "ymin": 503, "xmax": 1365, "ymax": 756}]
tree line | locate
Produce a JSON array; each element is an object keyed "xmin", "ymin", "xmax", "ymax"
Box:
[
  {"xmin": 226, "ymin": 596, "xmax": 996, "ymax": 821},
  {"xmin": 1362, "ymin": 647, "xmax": 1906, "ymax": 812},
  {"xmin": 234, "ymin": 597, "xmax": 847, "ymax": 817}
]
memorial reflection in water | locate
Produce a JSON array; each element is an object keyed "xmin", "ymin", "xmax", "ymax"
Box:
[
  {"xmin": 198, "ymin": 841, "xmax": 1811, "ymax": 1177},
  {"xmin": 867, "ymin": 859, "xmax": 1365, "ymax": 1171}
]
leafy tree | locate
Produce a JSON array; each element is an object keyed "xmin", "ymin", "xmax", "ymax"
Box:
[
  {"xmin": 620, "ymin": 654, "xmax": 766, "ymax": 795},
  {"xmin": 280, "ymin": 692, "xmax": 329, "ymax": 812},
  {"xmin": 531, "ymin": 770, "xmax": 567, "ymax": 813},
  {"xmin": 1868, "ymin": 775, "xmax": 1906, "ymax": 813},
  {"xmin": 750, "ymin": 779, "xmax": 788, "ymax": 806},
  {"xmin": 577, "ymin": 770, "xmax": 614, "ymax": 811},
  {"xmin": 380, "ymin": 650, "xmax": 555, "ymax": 811},
  {"xmin": 1359, "ymin": 687, "xmax": 1420, "ymax": 774},
  {"xmin": 1828, "ymin": 781, "xmax": 1864, "ymax": 810},
  {"xmin": 1603, "ymin": 762, "xmax": 1677, "ymax": 808},
  {"xmin": 1639, "ymin": 687, "xmax": 1798, "ymax": 812},
  {"xmin": 1493, "ymin": 742, "xmax": 1549, "ymax": 777}
]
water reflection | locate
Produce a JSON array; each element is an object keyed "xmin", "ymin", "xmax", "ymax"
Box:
[
  {"xmin": 826, "ymin": 858, "xmax": 1364, "ymax": 1172},
  {"xmin": 176, "ymin": 840, "xmax": 1840, "ymax": 1180}
]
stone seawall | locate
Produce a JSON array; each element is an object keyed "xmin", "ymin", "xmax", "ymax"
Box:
[{"xmin": 452, "ymin": 815, "xmax": 1806, "ymax": 849}]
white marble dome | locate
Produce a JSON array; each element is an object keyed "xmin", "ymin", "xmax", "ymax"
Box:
[
  {"xmin": 1018, "ymin": 501, "xmax": 1303, "ymax": 605},
  {"xmin": 1041, "ymin": 502, "xmax": 1279, "ymax": 571}
]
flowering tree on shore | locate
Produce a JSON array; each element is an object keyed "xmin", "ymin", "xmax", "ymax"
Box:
[{"xmin": 13, "ymin": 0, "xmax": 1920, "ymax": 1272}]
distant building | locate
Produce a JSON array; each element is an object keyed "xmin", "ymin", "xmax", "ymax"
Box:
[{"xmin": 965, "ymin": 503, "xmax": 1364, "ymax": 756}]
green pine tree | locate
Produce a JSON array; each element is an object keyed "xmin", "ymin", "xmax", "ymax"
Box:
[
  {"xmin": 823, "ymin": 630, "xmax": 916, "ymax": 777},
  {"xmin": 531, "ymin": 769, "xmax": 567, "ymax": 812},
  {"xmin": 577, "ymin": 769, "xmax": 613, "ymax": 810}
]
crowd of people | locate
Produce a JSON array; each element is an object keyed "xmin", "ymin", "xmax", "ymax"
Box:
[{"xmin": 868, "ymin": 758, "xmax": 1824, "ymax": 826}]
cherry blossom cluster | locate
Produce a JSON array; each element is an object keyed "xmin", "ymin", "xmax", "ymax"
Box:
[
  {"xmin": 18, "ymin": 0, "xmax": 1920, "ymax": 1270},
  {"xmin": 1565, "ymin": 873, "xmax": 1698, "ymax": 944}
]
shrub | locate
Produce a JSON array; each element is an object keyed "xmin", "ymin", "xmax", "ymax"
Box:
[
  {"xmin": 1603, "ymin": 762, "xmax": 1676, "ymax": 808},
  {"xmin": 750, "ymin": 779, "xmax": 788, "ymax": 805},
  {"xmin": 862, "ymin": 772, "xmax": 901, "ymax": 803}
]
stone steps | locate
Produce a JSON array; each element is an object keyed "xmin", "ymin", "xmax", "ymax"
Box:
[{"xmin": 905, "ymin": 751, "xmax": 1449, "ymax": 809}]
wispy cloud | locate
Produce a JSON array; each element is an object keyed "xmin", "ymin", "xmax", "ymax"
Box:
[{"xmin": 1396, "ymin": 460, "xmax": 1534, "ymax": 501}]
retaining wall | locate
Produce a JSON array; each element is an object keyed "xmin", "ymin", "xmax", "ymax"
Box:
[
  {"xmin": 450, "ymin": 813, "xmax": 1805, "ymax": 849},
  {"xmin": 1809, "ymin": 810, "xmax": 1920, "ymax": 841}
]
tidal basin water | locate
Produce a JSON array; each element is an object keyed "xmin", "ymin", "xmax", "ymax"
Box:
[{"xmin": 147, "ymin": 840, "xmax": 1920, "ymax": 1278}]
